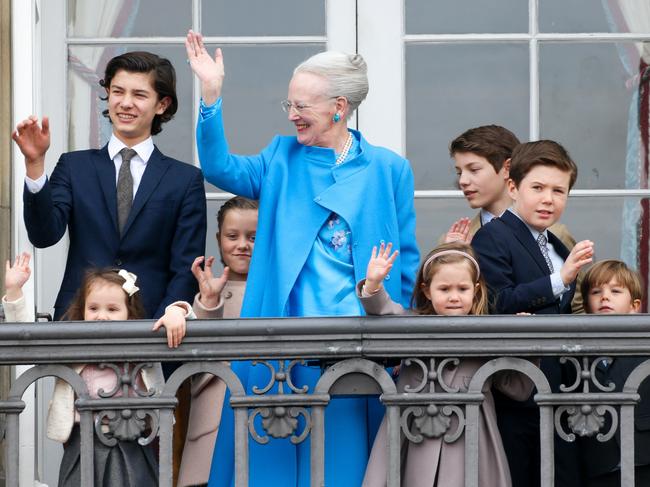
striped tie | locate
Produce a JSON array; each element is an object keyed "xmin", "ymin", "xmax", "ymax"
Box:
[{"xmin": 537, "ymin": 233, "xmax": 554, "ymax": 272}]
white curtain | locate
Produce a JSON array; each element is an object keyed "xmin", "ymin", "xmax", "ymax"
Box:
[
  {"xmin": 68, "ymin": 0, "xmax": 137, "ymax": 149},
  {"xmin": 601, "ymin": 0, "xmax": 650, "ymax": 284}
]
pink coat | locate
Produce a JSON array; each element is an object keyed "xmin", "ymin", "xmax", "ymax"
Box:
[{"xmin": 358, "ymin": 284, "xmax": 535, "ymax": 487}]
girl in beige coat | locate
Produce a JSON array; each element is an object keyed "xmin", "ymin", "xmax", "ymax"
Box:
[
  {"xmin": 167, "ymin": 196, "xmax": 258, "ymax": 487},
  {"xmin": 358, "ymin": 242, "xmax": 534, "ymax": 487}
]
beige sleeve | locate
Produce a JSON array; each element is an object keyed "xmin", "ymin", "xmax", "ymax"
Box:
[
  {"xmin": 356, "ymin": 280, "xmax": 407, "ymax": 316},
  {"xmin": 192, "ymin": 292, "xmax": 225, "ymax": 319}
]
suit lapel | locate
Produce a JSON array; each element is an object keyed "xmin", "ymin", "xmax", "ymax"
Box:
[
  {"xmin": 92, "ymin": 147, "xmax": 119, "ymax": 233},
  {"xmin": 500, "ymin": 210, "xmax": 551, "ymax": 275},
  {"xmin": 122, "ymin": 146, "xmax": 171, "ymax": 237}
]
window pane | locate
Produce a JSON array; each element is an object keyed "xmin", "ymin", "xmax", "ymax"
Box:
[
  {"xmin": 415, "ymin": 198, "xmax": 476, "ymax": 253},
  {"xmin": 405, "ymin": 43, "xmax": 529, "ymax": 190},
  {"xmin": 539, "ymin": 42, "xmax": 646, "ymax": 189},
  {"xmin": 539, "ymin": 0, "xmax": 649, "ymax": 33},
  {"xmin": 67, "ymin": 0, "xmax": 191, "ymax": 37},
  {"xmin": 561, "ymin": 197, "xmax": 649, "ymax": 274},
  {"xmin": 405, "ymin": 0, "xmax": 527, "ymax": 34},
  {"xmin": 202, "ymin": 44, "xmax": 324, "ymax": 192},
  {"xmin": 67, "ymin": 44, "xmax": 193, "ymax": 163},
  {"xmin": 202, "ymin": 0, "xmax": 325, "ymax": 37}
]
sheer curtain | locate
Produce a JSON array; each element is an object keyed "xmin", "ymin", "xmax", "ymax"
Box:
[
  {"xmin": 67, "ymin": 0, "xmax": 138, "ymax": 149},
  {"xmin": 602, "ymin": 0, "xmax": 650, "ymax": 308}
]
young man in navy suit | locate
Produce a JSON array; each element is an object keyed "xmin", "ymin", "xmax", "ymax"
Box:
[
  {"xmin": 472, "ymin": 140, "xmax": 594, "ymax": 487},
  {"xmin": 12, "ymin": 51, "xmax": 207, "ymax": 324}
]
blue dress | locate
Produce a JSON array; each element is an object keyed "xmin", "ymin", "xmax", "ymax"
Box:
[{"xmin": 198, "ymin": 99, "xmax": 419, "ymax": 487}]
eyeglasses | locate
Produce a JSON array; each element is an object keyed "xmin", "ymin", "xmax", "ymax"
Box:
[{"xmin": 281, "ymin": 97, "xmax": 340, "ymax": 114}]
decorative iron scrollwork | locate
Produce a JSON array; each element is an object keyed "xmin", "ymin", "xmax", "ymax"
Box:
[
  {"xmin": 555, "ymin": 404, "xmax": 617, "ymax": 442},
  {"xmin": 251, "ymin": 360, "xmax": 309, "ymax": 395},
  {"xmin": 401, "ymin": 404, "xmax": 465, "ymax": 444},
  {"xmin": 94, "ymin": 408, "xmax": 159, "ymax": 446},
  {"xmin": 91, "ymin": 362, "xmax": 160, "ymax": 446},
  {"xmin": 402, "ymin": 357, "xmax": 461, "ymax": 394},
  {"xmin": 559, "ymin": 356, "xmax": 615, "ymax": 393},
  {"xmin": 248, "ymin": 406, "xmax": 310, "ymax": 445}
]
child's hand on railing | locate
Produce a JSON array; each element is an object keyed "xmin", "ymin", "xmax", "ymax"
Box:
[{"xmin": 152, "ymin": 304, "xmax": 188, "ymax": 348}]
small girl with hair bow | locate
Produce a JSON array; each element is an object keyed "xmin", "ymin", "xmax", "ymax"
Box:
[
  {"xmin": 2, "ymin": 252, "xmax": 184, "ymax": 487},
  {"xmin": 359, "ymin": 242, "xmax": 534, "ymax": 487}
]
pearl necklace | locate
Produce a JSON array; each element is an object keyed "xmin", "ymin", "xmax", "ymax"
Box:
[{"xmin": 335, "ymin": 133, "xmax": 353, "ymax": 165}]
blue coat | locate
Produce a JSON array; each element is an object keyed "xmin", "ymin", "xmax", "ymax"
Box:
[
  {"xmin": 23, "ymin": 146, "xmax": 207, "ymax": 319},
  {"xmin": 198, "ymin": 100, "xmax": 420, "ymax": 317}
]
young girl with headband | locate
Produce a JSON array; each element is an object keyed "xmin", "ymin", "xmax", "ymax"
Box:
[
  {"xmin": 359, "ymin": 242, "xmax": 534, "ymax": 487},
  {"xmin": 3, "ymin": 253, "xmax": 185, "ymax": 486}
]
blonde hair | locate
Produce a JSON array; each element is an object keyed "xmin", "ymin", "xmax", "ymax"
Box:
[
  {"xmin": 581, "ymin": 260, "xmax": 643, "ymax": 313},
  {"xmin": 294, "ymin": 51, "xmax": 368, "ymax": 119},
  {"xmin": 411, "ymin": 242, "xmax": 488, "ymax": 316}
]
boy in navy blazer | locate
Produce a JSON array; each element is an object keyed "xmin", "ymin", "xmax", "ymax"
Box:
[
  {"xmin": 472, "ymin": 140, "xmax": 594, "ymax": 487},
  {"xmin": 12, "ymin": 51, "xmax": 207, "ymax": 321}
]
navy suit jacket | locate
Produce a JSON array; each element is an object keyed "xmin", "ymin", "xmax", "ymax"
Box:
[
  {"xmin": 471, "ymin": 209, "xmax": 575, "ymax": 315},
  {"xmin": 24, "ymin": 145, "xmax": 207, "ymax": 319}
]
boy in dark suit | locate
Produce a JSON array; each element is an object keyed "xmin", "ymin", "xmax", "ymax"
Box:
[
  {"xmin": 444, "ymin": 125, "xmax": 584, "ymax": 313},
  {"xmin": 579, "ymin": 260, "xmax": 650, "ymax": 487},
  {"xmin": 472, "ymin": 140, "xmax": 594, "ymax": 487},
  {"xmin": 12, "ymin": 51, "xmax": 207, "ymax": 323}
]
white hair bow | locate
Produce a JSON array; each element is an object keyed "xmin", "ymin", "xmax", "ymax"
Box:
[{"xmin": 118, "ymin": 269, "xmax": 140, "ymax": 296}]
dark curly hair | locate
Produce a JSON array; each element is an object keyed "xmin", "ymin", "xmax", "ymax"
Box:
[{"xmin": 99, "ymin": 51, "xmax": 178, "ymax": 136}]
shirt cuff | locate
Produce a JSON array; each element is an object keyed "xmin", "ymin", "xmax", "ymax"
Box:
[
  {"xmin": 25, "ymin": 173, "xmax": 47, "ymax": 193},
  {"xmin": 199, "ymin": 98, "xmax": 222, "ymax": 120},
  {"xmin": 165, "ymin": 301, "xmax": 197, "ymax": 320},
  {"xmin": 550, "ymin": 272, "xmax": 569, "ymax": 298}
]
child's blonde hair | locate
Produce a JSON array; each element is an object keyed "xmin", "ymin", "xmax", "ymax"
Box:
[
  {"xmin": 581, "ymin": 260, "xmax": 643, "ymax": 313},
  {"xmin": 62, "ymin": 268, "xmax": 146, "ymax": 321},
  {"xmin": 411, "ymin": 242, "xmax": 488, "ymax": 315}
]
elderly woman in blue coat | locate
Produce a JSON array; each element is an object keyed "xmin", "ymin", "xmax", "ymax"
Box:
[{"xmin": 186, "ymin": 30, "xmax": 419, "ymax": 487}]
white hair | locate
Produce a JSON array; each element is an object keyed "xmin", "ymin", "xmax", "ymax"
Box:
[{"xmin": 294, "ymin": 51, "xmax": 369, "ymax": 120}]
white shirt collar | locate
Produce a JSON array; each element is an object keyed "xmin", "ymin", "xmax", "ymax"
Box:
[
  {"xmin": 480, "ymin": 208, "xmax": 498, "ymax": 226},
  {"xmin": 107, "ymin": 134, "xmax": 154, "ymax": 163},
  {"xmin": 508, "ymin": 208, "xmax": 548, "ymax": 241}
]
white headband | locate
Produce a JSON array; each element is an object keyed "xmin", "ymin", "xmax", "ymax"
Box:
[
  {"xmin": 117, "ymin": 269, "xmax": 140, "ymax": 297},
  {"xmin": 422, "ymin": 250, "xmax": 481, "ymax": 280}
]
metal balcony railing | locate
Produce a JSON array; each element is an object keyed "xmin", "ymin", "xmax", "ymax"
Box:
[{"xmin": 1, "ymin": 314, "xmax": 650, "ymax": 487}]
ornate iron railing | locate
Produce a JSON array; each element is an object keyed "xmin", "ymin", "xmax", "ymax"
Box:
[{"xmin": 1, "ymin": 313, "xmax": 650, "ymax": 487}]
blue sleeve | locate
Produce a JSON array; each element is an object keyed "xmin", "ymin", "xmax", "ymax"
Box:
[
  {"xmin": 472, "ymin": 225, "xmax": 556, "ymax": 314},
  {"xmin": 23, "ymin": 154, "xmax": 72, "ymax": 248},
  {"xmin": 154, "ymin": 169, "xmax": 207, "ymax": 317},
  {"xmin": 395, "ymin": 160, "xmax": 420, "ymax": 308},
  {"xmin": 196, "ymin": 98, "xmax": 279, "ymax": 199}
]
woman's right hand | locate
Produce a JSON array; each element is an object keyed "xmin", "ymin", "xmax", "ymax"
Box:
[
  {"xmin": 364, "ymin": 242, "xmax": 399, "ymax": 295},
  {"xmin": 191, "ymin": 256, "xmax": 229, "ymax": 308},
  {"xmin": 185, "ymin": 30, "xmax": 224, "ymax": 105}
]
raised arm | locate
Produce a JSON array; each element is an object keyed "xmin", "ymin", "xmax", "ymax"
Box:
[
  {"xmin": 363, "ymin": 242, "xmax": 399, "ymax": 295},
  {"xmin": 12, "ymin": 116, "xmax": 50, "ymax": 181},
  {"xmin": 185, "ymin": 30, "xmax": 224, "ymax": 106},
  {"xmin": 4, "ymin": 252, "xmax": 31, "ymax": 302}
]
